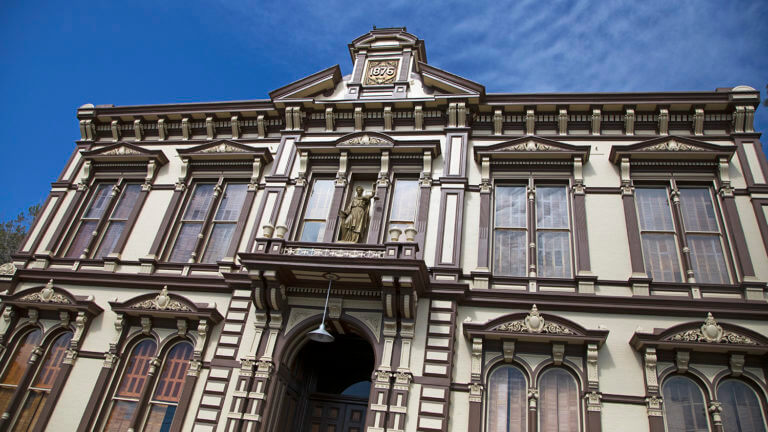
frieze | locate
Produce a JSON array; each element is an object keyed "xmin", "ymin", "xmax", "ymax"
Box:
[
  {"xmin": 128, "ymin": 287, "xmax": 193, "ymax": 312},
  {"xmin": 199, "ymin": 142, "xmax": 248, "ymax": 153},
  {"xmin": 18, "ymin": 280, "xmax": 72, "ymax": 304},
  {"xmin": 338, "ymin": 134, "xmax": 392, "ymax": 147},
  {"xmin": 493, "ymin": 305, "xmax": 575, "ymax": 335},
  {"xmin": 101, "ymin": 146, "xmax": 142, "ymax": 156},
  {"xmin": 638, "ymin": 140, "xmax": 706, "ymax": 152},
  {"xmin": 283, "ymin": 247, "xmax": 385, "ymax": 259},
  {"xmin": 501, "ymin": 140, "xmax": 558, "ymax": 152},
  {"xmin": 665, "ymin": 313, "xmax": 757, "ymax": 345}
]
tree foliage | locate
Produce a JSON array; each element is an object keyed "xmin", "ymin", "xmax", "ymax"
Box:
[{"xmin": 0, "ymin": 205, "xmax": 41, "ymax": 263}]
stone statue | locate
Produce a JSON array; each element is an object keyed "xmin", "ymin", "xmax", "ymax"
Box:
[{"xmin": 339, "ymin": 185, "xmax": 375, "ymax": 243}]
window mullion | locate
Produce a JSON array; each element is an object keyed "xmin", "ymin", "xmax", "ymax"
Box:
[
  {"xmin": 668, "ymin": 187, "xmax": 695, "ymax": 283},
  {"xmin": 527, "ymin": 181, "xmax": 536, "ymax": 278},
  {"xmin": 126, "ymin": 357, "xmax": 161, "ymax": 432},
  {"xmin": 190, "ymin": 183, "xmax": 224, "ymax": 263},
  {"xmin": 81, "ymin": 182, "xmax": 123, "ymax": 259}
]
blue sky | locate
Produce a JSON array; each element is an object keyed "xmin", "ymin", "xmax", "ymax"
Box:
[{"xmin": 1, "ymin": 0, "xmax": 766, "ymax": 220}]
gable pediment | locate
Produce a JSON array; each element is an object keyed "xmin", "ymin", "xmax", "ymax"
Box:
[
  {"xmin": 417, "ymin": 62, "xmax": 485, "ymax": 97},
  {"xmin": 177, "ymin": 140, "xmax": 273, "ymax": 163},
  {"xmin": 474, "ymin": 136, "xmax": 590, "ymax": 162},
  {"xmin": 610, "ymin": 136, "xmax": 736, "ymax": 164},
  {"xmin": 269, "ymin": 65, "xmax": 343, "ymax": 102},
  {"xmin": 81, "ymin": 142, "xmax": 168, "ymax": 165}
]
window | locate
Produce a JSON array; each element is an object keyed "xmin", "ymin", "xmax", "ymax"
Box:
[
  {"xmin": 13, "ymin": 332, "xmax": 73, "ymax": 431},
  {"xmin": 387, "ymin": 179, "xmax": 419, "ymax": 241},
  {"xmin": 538, "ymin": 368, "xmax": 579, "ymax": 432},
  {"xmin": 487, "ymin": 366, "xmax": 527, "ymax": 432},
  {"xmin": 102, "ymin": 339, "xmax": 194, "ymax": 432},
  {"xmin": 169, "ymin": 182, "xmax": 248, "ymax": 263},
  {"xmin": 0, "ymin": 329, "xmax": 42, "ymax": 414},
  {"xmin": 493, "ymin": 184, "xmax": 572, "ymax": 278},
  {"xmin": 662, "ymin": 376, "xmax": 709, "ymax": 432},
  {"xmin": 635, "ymin": 186, "xmax": 729, "ymax": 284},
  {"xmin": 299, "ymin": 179, "xmax": 335, "ymax": 242},
  {"xmin": 718, "ymin": 380, "xmax": 767, "ymax": 432},
  {"xmin": 66, "ymin": 182, "xmax": 142, "ymax": 259}
]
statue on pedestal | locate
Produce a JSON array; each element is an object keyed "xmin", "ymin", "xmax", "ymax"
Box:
[{"xmin": 339, "ymin": 185, "xmax": 375, "ymax": 243}]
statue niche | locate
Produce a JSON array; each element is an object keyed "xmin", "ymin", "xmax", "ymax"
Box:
[{"xmin": 338, "ymin": 185, "xmax": 376, "ymax": 243}]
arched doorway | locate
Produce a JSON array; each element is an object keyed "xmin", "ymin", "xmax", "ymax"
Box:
[{"xmin": 278, "ymin": 333, "xmax": 374, "ymax": 431}]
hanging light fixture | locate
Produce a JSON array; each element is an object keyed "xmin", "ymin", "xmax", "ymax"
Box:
[{"xmin": 307, "ymin": 272, "xmax": 339, "ymax": 343}]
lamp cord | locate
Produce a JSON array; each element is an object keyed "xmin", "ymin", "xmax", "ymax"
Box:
[{"xmin": 320, "ymin": 278, "xmax": 332, "ymax": 325}]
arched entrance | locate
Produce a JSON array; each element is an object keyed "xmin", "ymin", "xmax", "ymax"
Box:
[{"xmin": 278, "ymin": 333, "xmax": 374, "ymax": 431}]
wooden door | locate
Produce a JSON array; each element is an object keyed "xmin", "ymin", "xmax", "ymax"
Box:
[{"xmin": 304, "ymin": 394, "xmax": 367, "ymax": 432}]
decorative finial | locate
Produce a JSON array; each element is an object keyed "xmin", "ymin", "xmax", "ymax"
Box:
[
  {"xmin": 40, "ymin": 279, "xmax": 55, "ymax": 302},
  {"xmin": 155, "ymin": 286, "xmax": 170, "ymax": 310}
]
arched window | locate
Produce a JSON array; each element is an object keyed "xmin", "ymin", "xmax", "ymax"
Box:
[
  {"xmin": 539, "ymin": 368, "xmax": 579, "ymax": 432},
  {"xmin": 12, "ymin": 331, "xmax": 73, "ymax": 431},
  {"xmin": 662, "ymin": 375, "xmax": 709, "ymax": 432},
  {"xmin": 717, "ymin": 380, "xmax": 767, "ymax": 432},
  {"xmin": 0, "ymin": 329, "xmax": 42, "ymax": 414},
  {"xmin": 143, "ymin": 342, "xmax": 194, "ymax": 432},
  {"xmin": 487, "ymin": 365, "xmax": 527, "ymax": 432},
  {"xmin": 103, "ymin": 339, "xmax": 158, "ymax": 431}
]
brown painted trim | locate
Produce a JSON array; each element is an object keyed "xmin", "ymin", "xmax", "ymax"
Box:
[
  {"xmin": 30, "ymin": 361, "xmax": 73, "ymax": 432},
  {"xmin": 477, "ymin": 190, "xmax": 491, "ymax": 270},
  {"xmin": 434, "ymin": 189, "xmax": 465, "ymax": 268},
  {"xmin": 622, "ymin": 193, "xmax": 646, "ymax": 274},
  {"xmin": 0, "ymin": 346, "xmax": 42, "ymax": 430},
  {"xmin": 246, "ymin": 186, "xmax": 285, "ymax": 253},
  {"xmin": 443, "ymin": 131, "xmax": 469, "ymax": 177},
  {"xmin": 169, "ymin": 373, "xmax": 198, "ymax": 432},
  {"xmin": 17, "ymin": 192, "xmax": 65, "ymax": 255},
  {"xmin": 76, "ymin": 366, "xmax": 113, "ymax": 432},
  {"xmin": 14, "ymin": 268, "xmax": 231, "ymax": 292},
  {"xmin": 55, "ymin": 144, "xmax": 88, "ymax": 183},
  {"xmin": 415, "ymin": 182, "xmax": 431, "ymax": 259},
  {"xmin": 485, "ymin": 90, "xmax": 758, "ymax": 105},
  {"xmin": 45, "ymin": 188, "xmax": 86, "ymax": 254},
  {"xmin": 283, "ymin": 183, "xmax": 306, "ymax": 236},
  {"xmin": 225, "ymin": 188, "xmax": 257, "ymax": 259},
  {"xmin": 586, "ymin": 410, "xmax": 601, "ymax": 432},
  {"xmin": 734, "ymin": 137, "xmax": 768, "ymax": 187},
  {"xmin": 324, "ymin": 183, "xmax": 346, "ymax": 243},
  {"xmin": 600, "ymin": 393, "xmax": 647, "ymax": 405},
  {"xmin": 268, "ymin": 134, "xmax": 300, "ymax": 177},
  {"xmin": 573, "ymin": 192, "xmax": 591, "ymax": 272},
  {"xmin": 721, "ymin": 195, "xmax": 755, "ymax": 278},
  {"xmin": 366, "ymin": 183, "xmax": 390, "ymax": 243}
]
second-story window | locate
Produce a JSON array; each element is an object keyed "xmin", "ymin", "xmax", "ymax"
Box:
[
  {"xmin": 66, "ymin": 182, "xmax": 141, "ymax": 259},
  {"xmin": 635, "ymin": 185, "xmax": 729, "ymax": 284},
  {"xmin": 493, "ymin": 184, "xmax": 572, "ymax": 278},
  {"xmin": 299, "ymin": 179, "xmax": 335, "ymax": 242},
  {"xmin": 386, "ymin": 179, "xmax": 419, "ymax": 241},
  {"xmin": 169, "ymin": 182, "xmax": 248, "ymax": 263}
]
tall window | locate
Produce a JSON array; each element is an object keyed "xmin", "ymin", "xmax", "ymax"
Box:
[
  {"xmin": 67, "ymin": 182, "xmax": 142, "ymax": 259},
  {"xmin": 538, "ymin": 368, "xmax": 579, "ymax": 432},
  {"xmin": 169, "ymin": 182, "xmax": 248, "ymax": 263},
  {"xmin": 718, "ymin": 380, "xmax": 767, "ymax": 432},
  {"xmin": 662, "ymin": 376, "xmax": 709, "ymax": 432},
  {"xmin": 487, "ymin": 366, "xmax": 527, "ymax": 432},
  {"xmin": 299, "ymin": 179, "xmax": 335, "ymax": 242},
  {"xmin": 493, "ymin": 184, "xmax": 572, "ymax": 278},
  {"xmin": 13, "ymin": 332, "xmax": 73, "ymax": 431},
  {"xmin": 0, "ymin": 330, "xmax": 42, "ymax": 414},
  {"xmin": 635, "ymin": 186, "xmax": 729, "ymax": 284},
  {"xmin": 104, "ymin": 339, "xmax": 158, "ymax": 431},
  {"xmin": 387, "ymin": 179, "xmax": 419, "ymax": 241},
  {"xmin": 143, "ymin": 342, "xmax": 193, "ymax": 432}
]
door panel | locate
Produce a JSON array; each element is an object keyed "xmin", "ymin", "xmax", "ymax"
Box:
[{"xmin": 305, "ymin": 395, "xmax": 367, "ymax": 432}]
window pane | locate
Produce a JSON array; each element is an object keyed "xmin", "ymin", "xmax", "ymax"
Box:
[
  {"xmin": 305, "ymin": 180, "xmax": 335, "ymax": 220},
  {"xmin": 66, "ymin": 220, "xmax": 98, "ymax": 258},
  {"xmin": 493, "ymin": 230, "xmax": 526, "ymax": 277},
  {"xmin": 718, "ymin": 380, "xmax": 767, "ymax": 432},
  {"xmin": 169, "ymin": 223, "xmax": 202, "ymax": 262},
  {"xmin": 487, "ymin": 366, "xmax": 526, "ymax": 432},
  {"xmin": 214, "ymin": 183, "xmax": 248, "ymax": 221},
  {"xmin": 641, "ymin": 233, "xmax": 682, "ymax": 282},
  {"xmin": 688, "ymin": 234, "xmax": 728, "ymax": 284},
  {"xmin": 85, "ymin": 184, "xmax": 114, "ymax": 219},
  {"xmin": 12, "ymin": 390, "xmax": 47, "ymax": 432},
  {"xmin": 183, "ymin": 184, "xmax": 215, "ymax": 220},
  {"xmin": 32, "ymin": 332, "xmax": 72, "ymax": 389},
  {"xmin": 539, "ymin": 369, "xmax": 579, "ymax": 432},
  {"xmin": 495, "ymin": 186, "xmax": 526, "ymax": 228},
  {"xmin": 115, "ymin": 340, "xmax": 157, "ymax": 399},
  {"xmin": 201, "ymin": 224, "xmax": 236, "ymax": 264},
  {"xmin": 389, "ymin": 180, "xmax": 419, "ymax": 222},
  {"xmin": 1, "ymin": 330, "xmax": 42, "ymax": 386},
  {"xmin": 662, "ymin": 376, "xmax": 709, "ymax": 432},
  {"xmin": 680, "ymin": 188, "xmax": 719, "ymax": 232},
  {"xmin": 300, "ymin": 222, "xmax": 326, "ymax": 243},
  {"xmin": 636, "ymin": 188, "xmax": 675, "ymax": 231},
  {"xmin": 536, "ymin": 186, "xmax": 569, "ymax": 229},
  {"xmin": 95, "ymin": 221, "xmax": 125, "ymax": 259},
  {"xmin": 537, "ymin": 232, "xmax": 572, "ymax": 278},
  {"xmin": 111, "ymin": 184, "xmax": 142, "ymax": 220},
  {"xmin": 144, "ymin": 404, "xmax": 177, "ymax": 432},
  {"xmin": 103, "ymin": 400, "xmax": 137, "ymax": 432},
  {"xmin": 152, "ymin": 343, "xmax": 193, "ymax": 403}
]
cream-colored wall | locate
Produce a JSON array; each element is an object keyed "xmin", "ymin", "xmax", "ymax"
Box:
[
  {"xmin": 736, "ymin": 195, "xmax": 768, "ymax": 282},
  {"xmin": 121, "ymin": 189, "xmax": 173, "ymax": 260},
  {"xmin": 602, "ymin": 403, "xmax": 649, "ymax": 432},
  {"xmin": 586, "ymin": 194, "xmax": 632, "ymax": 280},
  {"xmin": 47, "ymin": 357, "xmax": 102, "ymax": 431}
]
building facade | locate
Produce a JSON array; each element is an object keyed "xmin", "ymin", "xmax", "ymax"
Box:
[{"xmin": 1, "ymin": 28, "xmax": 768, "ymax": 432}]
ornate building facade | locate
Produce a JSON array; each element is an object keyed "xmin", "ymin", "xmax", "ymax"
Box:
[{"xmin": 1, "ymin": 28, "xmax": 767, "ymax": 432}]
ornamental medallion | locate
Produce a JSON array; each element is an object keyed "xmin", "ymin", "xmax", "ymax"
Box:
[{"xmin": 365, "ymin": 59, "xmax": 399, "ymax": 85}]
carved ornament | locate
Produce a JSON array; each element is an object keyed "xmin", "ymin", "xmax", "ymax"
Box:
[
  {"xmin": 102, "ymin": 146, "xmax": 142, "ymax": 156},
  {"xmin": 639, "ymin": 140, "xmax": 705, "ymax": 152},
  {"xmin": 18, "ymin": 280, "xmax": 72, "ymax": 304},
  {"xmin": 503, "ymin": 140, "xmax": 556, "ymax": 152},
  {"xmin": 493, "ymin": 305, "xmax": 575, "ymax": 335},
  {"xmin": 665, "ymin": 313, "xmax": 757, "ymax": 345},
  {"xmin": 200, "ymin": 142, "xmax": 247, "ymax": 153},
  {"xmin": 129, "ymin": 286, "xmax": 192, "ymax": 312},
  {"xmin": 283, "ymin": 247, "xmax": 385, "ymax": 259},
  {"xmin": 365, "ymin": 59, "xmax": 399, "ymax": 85},
  {"xmin": 339, "ymin": 134, "xmax": 392, "ymax": 146},
  {"xmin": 0, "ymin": 263, "xmax": 16, "ymax": 275}
]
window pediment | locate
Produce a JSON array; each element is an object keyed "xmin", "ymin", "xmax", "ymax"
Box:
[
  {"xmin": 296, "ymin": 132, "xmax": 440, "ymax": 156},
  {"xmin": 473, "ymin": 136, "xmax": 590, "ymax": 163},
  {"xmin": 81, "ymin": 142, "xmax": 168, "ymax": 166},
  {"xmin": 463, "ymin": 305, "xmax": 608, "ymax": 346},
  {"xmin": 110, "ymin": 286, "xmax": 223, "ymax": 323},
  {"xmin": 1, "ymin": 280, "xmax": 103, "ymax": 318},
  {"xmin": 630, "ymin": 313, "xmax": 768, "ymax": 355},
  {"xmin": 177, "ymin": 139, "xmax": 273, "ymax": 163},
  {"xmin": 609, "ymin": 136, "xmax": 736, "ymax": 164}
]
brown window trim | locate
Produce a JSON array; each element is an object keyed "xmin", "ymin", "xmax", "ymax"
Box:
[{"xmin": 751, "ymin": 198, "xmax": 768, "ymax": 259}]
